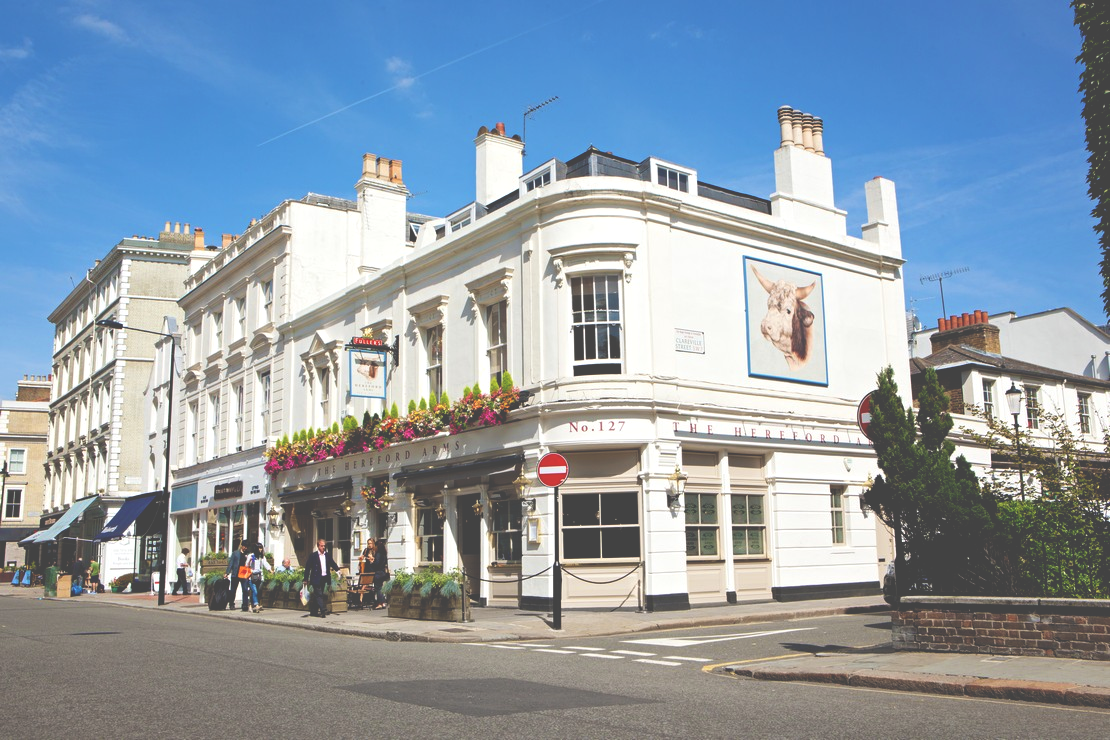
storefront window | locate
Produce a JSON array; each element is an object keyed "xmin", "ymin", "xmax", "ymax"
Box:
[
  {"xmin": 562, "ymin": 490, "xmax": 639, "ymax": 560},
  {"xmin": 338, "ymin": 516, "xmax": 352, "ymax": 568},
  {"xmin": 685, "ymin": 492, "xmax": 719, "ymax": 557},
  {"xmin": 731, "ymin": 494, "xmax": 765, "ymax": 557},
  {"xmin": 491, "ymin": 500, "xmax": 522, "ymax": 563},
  {"xmin": 417, "ymin": 508, "xmax": 443, "ymax": 564}
]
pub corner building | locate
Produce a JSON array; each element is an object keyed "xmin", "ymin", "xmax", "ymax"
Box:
[{"xmin": 164, "ymin": 105, "xmax": 904, "ymax": 611}]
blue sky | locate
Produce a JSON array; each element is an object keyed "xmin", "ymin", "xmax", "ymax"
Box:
[{"xmin": 0, "ymin": 1, "xmax": 1096, "ymax": 399}]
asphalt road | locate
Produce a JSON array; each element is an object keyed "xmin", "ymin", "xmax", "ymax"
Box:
[{"xmin": 2, "ymin": 598, "xmax": 1107, "ymax": 739}]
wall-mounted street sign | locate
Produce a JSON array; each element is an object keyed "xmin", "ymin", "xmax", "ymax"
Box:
[
  {"xmin": 537, "ymin": 452, "xmax": 569, "ymax": 488},
  {"xmin": 857, "ymin": 392, "xmax": 876, "ymax": 440}
]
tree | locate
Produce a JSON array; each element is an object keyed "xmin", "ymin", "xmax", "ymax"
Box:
[
  {"xmin": 1074, "ymin": 2, "xmax": 1110, "ymax": 316},
  {"xmin": 861, "ymin": 366, "xmax": 999, "ymax": 596},
  {"xmin": 964, "ymin": 406, "xmax": 1110, "ymax": 597}
]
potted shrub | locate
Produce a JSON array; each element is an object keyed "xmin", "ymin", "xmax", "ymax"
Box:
[
  {"xmin": 110, "ymin": 573, "xmax": 136, "ymax": 593},
  {"xmin": 383, "ymin": 566, "xmax": 468, "ymax": 622},
  {"xmin": 200, "ymin": 551, "xmax": 229, "ymax": 575}
]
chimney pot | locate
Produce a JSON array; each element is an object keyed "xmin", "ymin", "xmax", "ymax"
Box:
[
  {"xmin": 938, "ymin": 318, "xmax": 947, "ymax": 331},
  {"xmin": 193, "ymin": 227, "xmax": 205, "ymax": 250},
  {"xmin": 174, "ymin": 222, "xmax": 181, "ymax": 234},
  {"xmin": 494, "ymin": 122, "xmax": 505, "ymax": 136},
  {"xmin": 164, "ymin": 221, "xmax": 171, "ymax": 233}
]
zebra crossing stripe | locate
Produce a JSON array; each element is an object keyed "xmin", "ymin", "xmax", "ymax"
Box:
[
  {"xmin": 533, "ymin": 648, "xmax": 576, "ymax": 654},
  {"xmin": 665, "ymin": 656, "xmax": 712, "ymax": 662},
  {"xmin": 564, "ymin": 646, "xmax": 606, "ymax": 651},
  {"xmin": 583, "ymin": 653, "xmax": 624, "ymax": 659},
  {"xmin": 612, "ymin": 650, "xmax": 656, "ymax": 656},
  {"xmin": 636, "ymin": 659, "xmax": 683, "ymax": 666}
]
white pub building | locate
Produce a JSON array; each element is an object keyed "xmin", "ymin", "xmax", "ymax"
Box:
[{"xmin": 254, "ymin": 107, "xmax": 908, "ymax": 610}]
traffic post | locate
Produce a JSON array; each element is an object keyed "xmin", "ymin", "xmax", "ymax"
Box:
[{"xmin": 537, "ymin": 452, "xmax": 569, "ymax": 629}]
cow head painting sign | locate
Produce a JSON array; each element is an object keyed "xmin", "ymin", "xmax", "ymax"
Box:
[
  {"xmin": 743, "ymin": 256, "xmax": 828, "ymax": 386},
  {"xmin": 349, "ymin": 348, "xmax": 387, "ymax": 399}
]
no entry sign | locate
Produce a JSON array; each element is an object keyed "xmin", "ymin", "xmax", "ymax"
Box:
[
  {"xmin": 537, "ymin": 452, "xmax": 570, "ymax": 488},
  {"xmin": 857, "ymin": 392, "xmax": 876, "ymax": 440}
]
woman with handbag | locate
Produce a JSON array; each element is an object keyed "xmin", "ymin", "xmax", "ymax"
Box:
[
  {"xmin": 248, "ymin": 543, "xmax": 272, "ymax": 613},
  {"xmin": 358, "ymin": 540, "xmax": 377, "ymax": 608}
]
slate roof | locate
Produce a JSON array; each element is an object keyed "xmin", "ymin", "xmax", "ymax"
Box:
[{"xmin": 910, "ymin": 344, "xmax": 1110, "ymax": 390}]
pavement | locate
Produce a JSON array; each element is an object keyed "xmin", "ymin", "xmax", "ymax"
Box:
[{"xmin": 5, "ymin": 583, "xmax": 1109, "ymax": 709}]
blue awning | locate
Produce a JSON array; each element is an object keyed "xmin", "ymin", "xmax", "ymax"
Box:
[
  {"xmin": 28, "ymin": 497, "xmax": 100, "ymax": 544},
  {"xmin": 18, "ymin": 529, "xmax": 44, "ymax": 545},
  {"xmin": 94, "ymin": 493, "xmax": 160, "ymax": 541}
]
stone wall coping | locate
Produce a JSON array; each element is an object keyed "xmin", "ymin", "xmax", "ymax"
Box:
[{"xmin": 899, "ymin": 595, "xmax": 1110, "ymax": 614}]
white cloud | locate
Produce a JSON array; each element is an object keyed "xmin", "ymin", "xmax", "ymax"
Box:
[
  {"xmin": 385, "ymin": 56, "xmax": 431, "ymax": 117},
  {"xmin": 72, "ymin": 13, "xmax": 129, "ymax": 44},
  {"xmin": 0, "ymin": 38, "xmax": 33, "ymax": 61}
]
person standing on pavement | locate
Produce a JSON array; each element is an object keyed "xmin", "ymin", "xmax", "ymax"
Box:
[
  {"xmin": 371, "ymin": 539, "xmax": 389, "ymax": 609},
  {"xmin": 225, "ymin": 540, "xmax": 250, "ymax": 611},
  {"xmin": 248, "ymin": 543, "xmax": 272, "ymax": 613},
  {"xmin": 304, "ymin": 538, "xmax": 341, "ymax": 618},
  {"xmin": 173, "ymin": 548, "xmax": 191, "ymax": 595},
  {"xmin": 71, "ymin": 555, "xmax": 86, "ymax": 592},
  {"xmin": 88, "ymin": 559, "xmax": 101, "ymax": 592}
]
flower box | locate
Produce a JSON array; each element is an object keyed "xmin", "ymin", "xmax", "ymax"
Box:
[{"xmin": 387, "ymin": 591, "xmax": 470, "ymax": 622}]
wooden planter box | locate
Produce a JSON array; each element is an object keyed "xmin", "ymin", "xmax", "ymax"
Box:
[
  {"xmin": 200, "ymin": 560, "xmax": 228, "ymax": 576},
  {"xmin": 0, "ymin": 572, "xmax": 14, "ymax": 584},
  {"xmin": 387, "ymin": 591, "xmax": 470, "ymax": 622}
]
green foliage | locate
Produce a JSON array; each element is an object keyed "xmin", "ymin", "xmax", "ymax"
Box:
[
  {"xmin": 408, "ymin": 399, "xmax": 418, "ymax": 414},
  {"xmin": 501, "ymin": 372, "xmax": 514, "ymax": 394},
  {"xmin": 383, "ymin": 566, "xmax": 463, "ymax": 599},
  {"xmin": 343, "ymin": 416, "xmax": 357, "ymax": 432},
  {"xmin": 440, "ymin": 391, "xmax": 450, "ymax": 407},
  {"xmin": 490, "ymin": 377, "xmax": 499, "ymax": 395},
  {"xmin": 389, "ymin": 403, "xmax": 399, "ymax": 419},
  {"xmin": 964, "ymin": 406, "xmax": 1110, "ymax": 597},
  {"xmin": 1073, "ymin": 1, "xmax": 1110, "ymax": 315},
  {"xmin": 363, "ymin": 411, "xmax": 373, "ymax": 428},
  {"xmin": 331, "ymin": 422, "xmax": 340, "ymax": 434},
  {"xmin": 418, "ymin": 397, "xmax": 427, "ymax": 411},
  {"xmin": 862, "ymin": 366, "xmax": 998, "ymax": 596}
]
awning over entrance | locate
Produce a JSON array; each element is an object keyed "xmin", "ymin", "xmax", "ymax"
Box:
[
  {"xmin": 394, "ymin": 453, "xmax": 522, "ymax": 489},
  {"xmin": 27, "ymin": 497, "xmax": 100, "ymax": 544},
  {"xmin": 1, "ymin": 526, "xmax": 37, "ymax": 541},
  {"xmin": 18, "ymin": 530, "xmax": 43, "ymax": 545},
  {"xmin": 280, "ymin": 478, "xmax": 353, "ymax": 505},
  {"xmin": 94, "ymin": 493, "xmax": 160, "ymax": 541}
]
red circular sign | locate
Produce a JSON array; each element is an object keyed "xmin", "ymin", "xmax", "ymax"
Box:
[
  {"xmin": 537, "ymin": 452, "xmax": 570, "ymax": 488},
  {"xmin": 857, "ymin": 392, "xmax": 876, "ymax": 440}
]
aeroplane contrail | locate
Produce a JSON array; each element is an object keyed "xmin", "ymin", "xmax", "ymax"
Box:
[{"xmin": 258, "ymin": 0, "xmax": 605, "ymax": 147}]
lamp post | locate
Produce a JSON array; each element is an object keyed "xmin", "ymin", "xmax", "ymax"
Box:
[
  {"xmin": 1004, "ymin": 382, "xmax": 1026, "ymax": 501},
  {"xmin": 97, "ymin": 317, "xmax": 176, "ymax": 605}
]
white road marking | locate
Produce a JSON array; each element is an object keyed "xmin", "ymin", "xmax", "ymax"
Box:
[
  {"xmin": 612, "ymin": 650, "xmax": 656, "ymax": 656},
  {"xmin": 533, "ymin": 648, "xmax": 575, "ymax": 654},
  {"xmin": 486, "ymin": 644, "xmax": 527, "ymax": 649},
  {"xmin": 583, "ymin": 653, "xmax": 624, "ymax": 659},
  {"xmin": 564, "ymin": 646, "xmax": 606, "ymax": 651},
  {"xmin": 664, "ymin": 656, "xmax": 712, "ymax": 662},
  {"xmin": 514, "ymin": 643, "xmax": 554, "ymax": 648},
  {"xmin": 622, "ymin": 627, "xmax": 813, "ymax": 648},
  {"xmin": 635, "ymin": 659, "xmax": 683, "ymax": 666}
]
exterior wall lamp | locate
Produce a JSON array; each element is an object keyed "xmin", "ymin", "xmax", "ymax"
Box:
[
  {"xmin": 266, "ymin": 504, "xmax": 283, "ymax": 529},
  {"xmin": 435, "ymin": 503, "xmax": 446, "ymax": 520},
  {"xmin": 341, "ymin": 498, "xmax": 354, "ymax": 515},
  {"xmin": 514, "ymin": 473, "xmax": 536, "ymax": 512},
  {"xmin": 668, "ymin": 465, "xmax": 688, "ymax": 510}
]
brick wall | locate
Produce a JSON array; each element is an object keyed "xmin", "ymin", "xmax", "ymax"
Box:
[{"xmin": 894, "ymin": 596, "xmax": 1110, "ymax": 661}]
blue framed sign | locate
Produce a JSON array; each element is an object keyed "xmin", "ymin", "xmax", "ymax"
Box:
[{"xmin": 743, "ymin": 256, "xmax": 828, "ymax": 386}]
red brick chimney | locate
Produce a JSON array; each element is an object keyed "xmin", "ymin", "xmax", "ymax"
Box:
[{"xmin": 930, "ymin": 309, "xmax": 1000, "ymax": 354}]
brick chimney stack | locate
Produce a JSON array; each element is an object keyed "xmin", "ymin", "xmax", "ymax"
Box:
[{"xmin": 930, "ymin": 309, "xmax": 1000, "ymax": 354}]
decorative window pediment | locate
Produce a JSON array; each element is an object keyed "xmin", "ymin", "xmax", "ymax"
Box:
[
  {"xmin": 465, "ymin": 267, "xmax": 513, "ymax": 310},
  {"xmin": 409, "ymin": 295, "xmax": 450, "ymax": 330},
  {"xmin": 363, "ymin": 318, "xmax": 394, "ymax": 343},
  {"xmin": 549, "ymin": 243, "xmax": 638, "ymax": 287}
]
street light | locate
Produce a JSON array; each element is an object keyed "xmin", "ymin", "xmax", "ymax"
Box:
[
  {"xmin": 1004, "ymin": 382, "xmax": 1026, "ymax": 501},
  {"xmin": 96, "ymin": 317, "xmax": 177, "ymax": 605}
]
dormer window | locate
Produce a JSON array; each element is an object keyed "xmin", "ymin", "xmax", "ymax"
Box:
[
  {"xmin": 525, "ymin": 170, "xmax": 551, "ymax": 192},
  {"xmin": 450, "ymin": 213, "xmax": 471, "ymax": 232},
  {"xmin": 657, "ymin": 165, "xmax": 689, "ymax": 192}
]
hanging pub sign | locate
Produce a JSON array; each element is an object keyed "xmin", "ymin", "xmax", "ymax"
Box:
[{"xmin": 349, "ymin": 340, "xmax": 387, "ymax": 399}]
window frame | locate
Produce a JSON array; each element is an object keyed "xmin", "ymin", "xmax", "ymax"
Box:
[
  {"xmin": 560, "ymin": 490, "xmax": 640, "ymax": 562},
  {"xmin": 207, "ymin": 391, "xmax": 221, "ymax": 461},
  {"xmin": 570, "ymin": 274, "xmax": 624, "ymax": 376},
  {"xmin": 982, "ymin": 380, "xmax": 995, "ymax": 420},
  {"xmin": 1025, "ymin": 387, "xmax": 1041, "ymax": 430},
  {"xmin": 7, "ymin": 448, "xmax": 27, "ymax": 475},
  {"xmin": 261, "ymin": 279, "xmax": 274, "ymax": 324},
  {"xmin": 3, "ymin": 486, "xmax": 23, "ymax": 520},
  {"xmin": 231, "ymin": 383, "xmax": 244, "ymax": 452},
  {"xmin": 1078, "ymin": 393, "xmax": 1092, "ymax": 435},
  {"xmin": 490, "ymin": 499, "xmax": 523, "ymax": 564},
  {"xmin": 486, "ymin": 301, "xmax": 507, "ymax": 388},
  {"xmin": 416, "ymin": 507, "xmax": 444, "ymax": 565},
  {"xmin": 424, "ymin": 324, "xmax": 443, "ymax": 400},
  {"xmin": 656, "ymin": 165, "xmax": 689, "ymax": 192},
  {"xmin": 257, "ymin": 371, "xmax": 271, "ymax": 445},
  {"xmin": 684, "ymin": 490, "xmax": 720, "ymax": 559},
  {"xmin": 831, "ymin": 485, "xmax": 847, "ymax": 546},
  {"xmin": 730, "ymin": 491, "xmax": 767, "ymax": 558}
]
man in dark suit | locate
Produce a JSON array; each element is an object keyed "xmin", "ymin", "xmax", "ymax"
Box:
[
  {"xmin": 225, "ymin": 540, "xmax": 250, "ymax": 612},
  {"xmin": 304, "ymin": 538, "xmax": 342, "ymax": 618}
]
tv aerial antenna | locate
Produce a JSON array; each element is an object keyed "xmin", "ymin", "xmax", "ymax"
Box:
[
  {"xmin": 920, "ymin": 267, "xmax": 969, "ymax": 319},
  {"xmin": 522, "ymin": 96, "xmax": 559, "ymax": 157}
]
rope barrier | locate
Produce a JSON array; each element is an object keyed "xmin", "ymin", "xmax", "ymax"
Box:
[
  {"xmin": 559, "ymin": 561, "xmax": 644, "ymax": 585},
  {"xmin": 459, "ymin": 563, "xmax": 554, "ymax": 585},
  {"xmin": 609, "ymin": 580, "xmax": 640, "ymax": 612}
]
